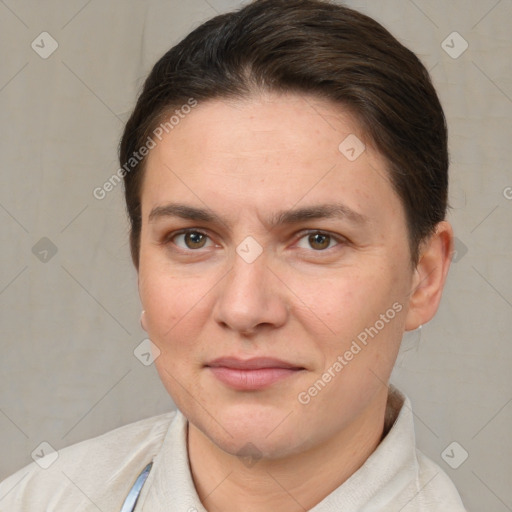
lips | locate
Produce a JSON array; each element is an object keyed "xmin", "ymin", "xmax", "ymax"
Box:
[
  {"xmin": 205, "ymin": 357, "xmax": 305, "ymax": 390},
  {"xmin": 207, "ymin": 357, "xmax": 302, "ymax": 370}
]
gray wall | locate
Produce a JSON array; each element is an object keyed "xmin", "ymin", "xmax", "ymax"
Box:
[{"xmin": 1, "ymin": 1, "xmax": 511, "ymax": 510}]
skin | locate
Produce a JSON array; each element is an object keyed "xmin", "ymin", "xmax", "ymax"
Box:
[{"xmin": 137, "ymin": 92, "xmax": 453, "ymax": 511}]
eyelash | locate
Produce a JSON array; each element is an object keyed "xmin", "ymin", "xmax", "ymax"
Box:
[{"xmin": 164, "ymin": 228, "xmax": 347, "ymax": 254}]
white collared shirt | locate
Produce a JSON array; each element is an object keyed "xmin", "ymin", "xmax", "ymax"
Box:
[{"xmin": 0, "ymin": 386, "xmax": 467, "ymax": 511}]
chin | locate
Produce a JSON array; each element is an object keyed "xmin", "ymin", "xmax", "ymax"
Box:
[
  {"xmin": 190, "ymin": 401, "xmax": 312, "ymax": 460},
  {"xmin": 210, "ymin": 426, "xmax": 305, "ymax": 461}
]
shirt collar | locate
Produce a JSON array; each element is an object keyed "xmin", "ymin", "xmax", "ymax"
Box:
[
  {"xmin": 139, "ymin": 385, "xmax": 415, "ymax": 512},
  {"xmin": 310, "ymin": 385, "xmax": 417, "ymax": 511}
]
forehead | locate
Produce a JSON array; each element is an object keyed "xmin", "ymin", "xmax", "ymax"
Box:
[
  {"xmin": 140, "ymin": 93, "xmax": 403, "ymax": 227},
  {"xmin": 148, "ymin": 93, "xmax": 367, "ymax": 168}
]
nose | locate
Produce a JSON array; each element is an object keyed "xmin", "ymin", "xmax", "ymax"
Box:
[{"xmin": 213, "ymin": 248, "xmax": 289, "ymax": 336}]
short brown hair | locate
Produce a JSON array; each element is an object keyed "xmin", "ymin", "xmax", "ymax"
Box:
[{"xmin": 119, "ymin": 0, "xmax": 448, "ymax": 269}]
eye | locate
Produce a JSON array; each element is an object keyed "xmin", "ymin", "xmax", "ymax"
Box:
[
  {"xmin": 171, "ymin": 230, "xmax": 214, "ymax": 250},
  {"xmin": 296, "ymin": 231, "xmax": 342, "ymax": 251}
]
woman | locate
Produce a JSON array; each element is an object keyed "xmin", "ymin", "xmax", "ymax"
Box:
[{"xmin": 0, "ymin": 0, "xmax": 467, "ymax": 510}]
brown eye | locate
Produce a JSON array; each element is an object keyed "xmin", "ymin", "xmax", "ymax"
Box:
[
  {"xmin": 296, "ymin": 231, "xmax": 341, "ymax": 252},
  {"xmin": 308, "ymin": 232, "xmax": 331, "ymax": 250},
  {"xmin": 172, "ymin": 230, "xmax": 211, "ymax": 250},
  {"xmin": 184, "ymin": 231, "xmax": 207, "ymax": 249}
]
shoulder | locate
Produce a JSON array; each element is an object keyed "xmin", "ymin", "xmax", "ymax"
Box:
[{"xmin": 0, "ymin": 411, "xmax": 177, "ymax": 511}]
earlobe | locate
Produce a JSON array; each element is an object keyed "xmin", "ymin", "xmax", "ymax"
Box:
[
  {"xmin": 140, "ymin": 310, "xmax": 148, "ymax": 332},
  {"xmin": 405, "ymin": 221, "xmax": 454, "ymax": 331},
  {"xmin": 137, "ymin": 273, "xmax": 147, "ymax": 332}
]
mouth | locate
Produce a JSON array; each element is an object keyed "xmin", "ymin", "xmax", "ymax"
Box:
[{"xmin": 205, "ymin": 357, "xmax": 305, "ymax": 391}]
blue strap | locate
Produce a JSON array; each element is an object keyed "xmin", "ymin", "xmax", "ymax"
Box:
[{"xmin": 120, "ymin": 462, "xmax": 153, "ymax": 512}]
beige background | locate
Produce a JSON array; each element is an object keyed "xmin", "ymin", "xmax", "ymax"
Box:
[{"xmin": 0, "ymin": 1, "xmax": 511, "ymax": 510}]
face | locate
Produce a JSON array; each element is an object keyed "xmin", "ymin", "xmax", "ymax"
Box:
[{"xmin": 138, "ymin": 92, "xmax": 416, "ymax": 459}]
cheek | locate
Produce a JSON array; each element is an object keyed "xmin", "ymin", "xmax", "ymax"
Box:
[
  {"xmin": 285, "ymin": 260, "xmax": 408, "ymax": 379},
  {"xmin": 287, "ymin": 263, "xmax": 397, "ymax": 334},
  {"xmin": 139, "ymin": 265, "xmax": 208, "ymax": 401},
  {"xmin": 138, "ymin": 261, "xmax": 208, "ymax": 347}
]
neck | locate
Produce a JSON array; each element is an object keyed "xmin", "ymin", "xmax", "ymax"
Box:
[{"xmin": 187, "ymin": 387, "xmax": 389, "ymax": 512}]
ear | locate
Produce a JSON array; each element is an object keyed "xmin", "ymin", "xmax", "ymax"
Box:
[{"xmin": 405, "ymin": 221, "xmax": 454, "ymax": 331}]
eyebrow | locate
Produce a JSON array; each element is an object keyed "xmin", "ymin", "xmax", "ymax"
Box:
[{"xmin": 148, "ymin": 202, "xmax": 369, "ymax": 228}]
